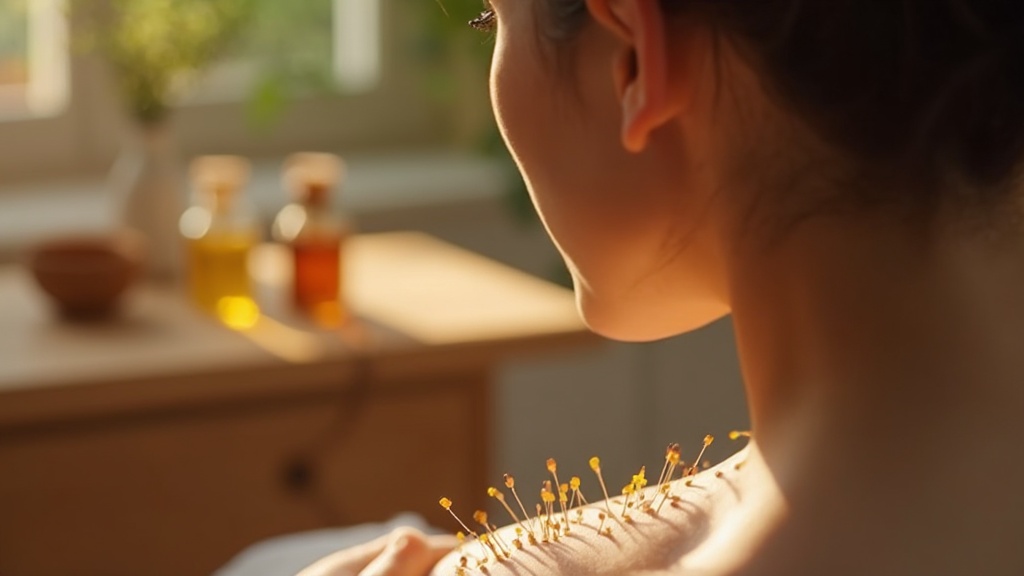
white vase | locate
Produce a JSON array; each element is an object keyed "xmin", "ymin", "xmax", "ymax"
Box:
[{"xmin": 108, "ymin": 121, "xmax": 185, "ymax": 282}]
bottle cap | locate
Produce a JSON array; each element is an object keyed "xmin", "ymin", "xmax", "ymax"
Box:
[
  {"xmin": 190, "ymin": 155, "xmax": 251, "ymax": 211},
  {"xmin": 283, "ymin": 152, "xmax": 346, "ymax": 206}
]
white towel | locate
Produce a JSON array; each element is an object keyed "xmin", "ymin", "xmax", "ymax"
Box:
[{"xmin": 213, "ymin": 513, "xmax": 438, "ymax": 576}]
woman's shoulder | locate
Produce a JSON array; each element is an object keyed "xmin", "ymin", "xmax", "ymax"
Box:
[{"xmin": 430, "ymin": 449, "xmax": 753, "ymax": 576}]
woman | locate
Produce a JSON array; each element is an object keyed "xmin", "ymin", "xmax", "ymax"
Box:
[{"xmin": 301, "ymin": 0, "xmax": 1024, "ymax": 574}]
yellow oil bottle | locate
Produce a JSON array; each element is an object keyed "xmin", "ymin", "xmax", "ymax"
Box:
[{"xmin": 179, "ymin": 155, "xmax": 260, "ymax": 328}]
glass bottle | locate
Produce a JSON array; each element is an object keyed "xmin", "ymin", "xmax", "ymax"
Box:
[
  {"xmin": 179, "ymin": 155, "xmax": 260, "ymax": 328},
  {"xmin": 272, "ymin": 152, "xmax": 352, "ymax": 326}
]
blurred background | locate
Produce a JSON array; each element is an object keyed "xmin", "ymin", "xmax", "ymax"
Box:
[{"xmin": 0, "ymin": 1, "xmax": 748, "ymax": 574}]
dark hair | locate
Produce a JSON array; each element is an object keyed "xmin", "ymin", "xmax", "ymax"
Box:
[{"xmin": 544, "ymin": 0, "xmax": 1024, "ymax": 207}]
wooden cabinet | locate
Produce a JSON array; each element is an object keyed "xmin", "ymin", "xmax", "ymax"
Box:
[{"xmin": 0, "ymin": 233, "xmax": 594, "ymax": 576}]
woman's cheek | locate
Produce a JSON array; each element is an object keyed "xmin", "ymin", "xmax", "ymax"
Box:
[
  {"xmin": 490, "ymin": 38, "xmax": 562, "ymax": 228},
  {"xmin": 487, "ymin": 25, "xmax": 631, "ymax": 287}
]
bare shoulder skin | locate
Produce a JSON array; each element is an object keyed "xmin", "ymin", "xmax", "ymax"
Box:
[{"xmin": 430, "ymin": 447, "xmax": 766, "ymax": 576}]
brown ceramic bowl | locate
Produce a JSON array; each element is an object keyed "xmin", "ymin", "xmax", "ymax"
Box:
[{"xmin": 28, "ymin": 231, "xmax": 145, "ymax": 320}]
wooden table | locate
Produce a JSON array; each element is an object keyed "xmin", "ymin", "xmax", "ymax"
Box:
[{"xmin": 0, "ymin": 232, "xmax": 594, "ymax": 576}]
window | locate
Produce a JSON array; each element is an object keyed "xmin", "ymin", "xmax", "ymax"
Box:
[
  {"xmin": 332, "ymin": 0, "xmax": 382, "ymax": 93},
  {"xmin": 0, "ymin": 0, "xmax": 454, "ymax": 183},
  {"xmin": 188, "ymin": 0, "xmax": 382, "ymax": 104},
  {"xmin": 0, "ymin": 0, "xmax": 68, "ymax": 120}
]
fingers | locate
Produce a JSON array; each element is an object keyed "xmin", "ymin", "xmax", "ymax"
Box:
[
  {"xmin": 294, "ymin": 527, "xmax": 459, "ymax": 576},
  {"xmin": 357, "ymin": 528, "xmax": 459, "ymax": 576},
  {"xmin": 296, "ymin": 532, "xmax": 392, "ymax": 576}
]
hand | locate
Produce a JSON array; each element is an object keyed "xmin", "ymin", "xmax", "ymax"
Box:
[{"xmin": 296, "ymin": 527, "xmax": 458, "ymax": 576}]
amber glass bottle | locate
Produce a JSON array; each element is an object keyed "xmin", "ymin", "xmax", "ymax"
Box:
[
  {"xmin": 179, "ymin": 155, "xmax": 260, "ymax": 328},
  {"xmin": 272, "ymin": 152, "xmax": 351, "ymax": 326}
]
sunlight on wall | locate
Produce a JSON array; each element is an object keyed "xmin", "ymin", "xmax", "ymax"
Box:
[
  {"xmin": 333, "ymin": 0, "xmax": 381, "ymax": 93},
  {"xmin": 0, "ymin": 0, "xmax": 67, "ymax": 119}
]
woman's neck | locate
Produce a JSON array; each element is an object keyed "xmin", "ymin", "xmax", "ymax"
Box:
[{"xmin": 722, "ymin": 208, "xmax": 1024, "ymax": 572}]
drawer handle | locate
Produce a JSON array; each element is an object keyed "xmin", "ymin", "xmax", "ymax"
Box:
[{"xmin": 283, "ymin": 457, "xmax": 314, "ymax": 494}]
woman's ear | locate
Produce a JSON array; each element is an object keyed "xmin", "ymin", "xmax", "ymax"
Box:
[{"xmin": 585, "ymin": 0, "xmax": 674, "ymax": 153}]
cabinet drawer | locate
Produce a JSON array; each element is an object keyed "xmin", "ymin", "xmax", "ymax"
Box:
[{"xmin": 0, "ymin": 374, "xmax": 488, "ymax": 576}]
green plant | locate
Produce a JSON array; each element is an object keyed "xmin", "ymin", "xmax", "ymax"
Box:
[
  {"xmin": 405, "ymin": 0, "xmax": 494, "ymax": 110},
  {"xmin": 236, "ymin": 0, "xmax": 336, "ymax": 129},
  {"xmin": 73, "ymin": 0, "xmax": 256, "ymax": 124},
  {"xmin": 0, "ymin": 0, "xmax": 29, "ymax": 82},
  {"xmin": 412, "ymin": 1, "xmax": 572, "ymax": 284},
  {"xmin": 410, "ymin": 2, "xmax": 535, "ymax": 213}
]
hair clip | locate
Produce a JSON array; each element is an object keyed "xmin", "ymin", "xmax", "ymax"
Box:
[{"xmin": 469, "ymin": 9, "xmax": 496, "ymax": 33}]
